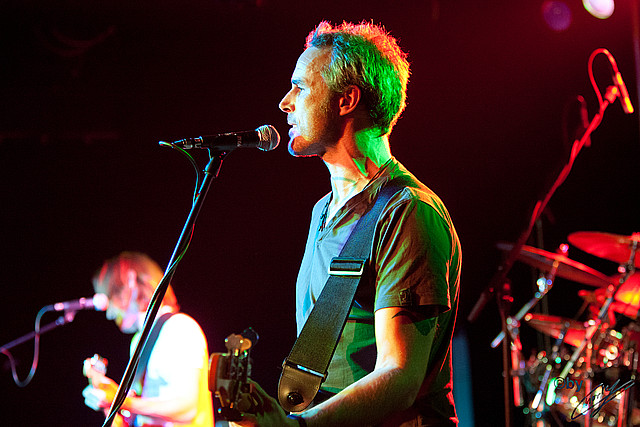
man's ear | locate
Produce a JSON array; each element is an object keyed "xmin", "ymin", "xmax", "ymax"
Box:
[{"xmin": 338, "ymin": 85, "xmax": 361, "ymax": 116}]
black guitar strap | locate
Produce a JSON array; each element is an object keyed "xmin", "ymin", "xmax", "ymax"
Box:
[
  {"xmin": 278, "ymin": 179, "xmax": 405, "ymax": 413},
  {"xmin": 132, "ymin": 311, "xmax": 174, "ymax": 392}
]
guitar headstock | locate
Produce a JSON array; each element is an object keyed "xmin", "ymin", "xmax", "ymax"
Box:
[
  {"xmin": 83, "ymin": 353, "xmax": 108, "ymax": 386},
  {"xmin": 209, "ymin": 327, "xmax": 259, "ymax": 421},
  {"xmin": 225, "ymin": 327, "xmax": 258, "ymax": 354}
]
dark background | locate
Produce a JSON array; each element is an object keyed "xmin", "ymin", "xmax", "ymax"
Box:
[{"xmin": 1, "ymin": 1, "xmax": 638, "ymax": 426}]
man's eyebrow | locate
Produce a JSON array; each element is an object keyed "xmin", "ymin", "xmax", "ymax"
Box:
[{"xmin": 291, "ymin": 78, "xmax": 304, "ymax": 86}]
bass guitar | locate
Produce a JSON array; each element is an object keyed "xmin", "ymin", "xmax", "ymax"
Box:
[
  {"xmin": 83, "ymin": 353, "xmax": 133, "ymax": 427},
  {"xmin": 208, "ymin": 328, "xmax": 259, "ymax": 421}
]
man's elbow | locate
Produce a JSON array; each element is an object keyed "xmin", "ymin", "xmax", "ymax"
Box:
[
  {"xmin": 166, "ymin": 397, "xmax": 198, "ymax": 424},
  {"xmin": 172, "ymin": 407, "xmax": 197, "ymax": 423},
  {"xmin": 393, "ymin": 369, "xmax": 424, "ymax": 410}
]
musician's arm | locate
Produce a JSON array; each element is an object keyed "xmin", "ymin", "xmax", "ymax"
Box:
[
  {"xmin": 236, "ymin": 306, "xmax": 435, "ymax": 427},
  {"xmin": 120, "ymin": 368, "xmax": 201, "ymax": 423},
  {"xmin": 298, "ymin": 306, "xmax": 434, "ymax": 426},
  {"xmin": 84, "ymin": 367, "xmax": 202, "ymax": 423}
]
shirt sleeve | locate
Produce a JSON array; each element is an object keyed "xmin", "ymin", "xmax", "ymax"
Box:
[
  {"xmin": 373, "ymin": 188, "xmax": 454, "ymax": 317},
  {"xmin": 144, "ymin": 313, "xmax": 209, "ymax": 397}
]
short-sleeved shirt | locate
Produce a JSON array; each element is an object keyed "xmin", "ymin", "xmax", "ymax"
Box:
[
  {"xmin": 130, "ymin": 312, "xmax": 214, "ymax": 427},
  {"xmin": 295, "ymin": 158, "xmax": 461, "ymax": 425}
]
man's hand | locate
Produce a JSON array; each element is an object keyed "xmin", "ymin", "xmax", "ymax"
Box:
[
  {"xmin": 232, "ymin": 380, "xmax": 301, "ymax": 427},
  {"xmin": 82, "ymin": 371, "xmax": 118, "ymax": 412}
]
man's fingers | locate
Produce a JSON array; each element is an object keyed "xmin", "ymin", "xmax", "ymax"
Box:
[
  {"xmin": 82, "ymin": 385, "xmax": 108, "ymax": 411},
  {"xmin": 246, "ymin": 379, "xmax": 276, "ymax": 412},
  {"xmin": 247, "ymin": 379, "xmax": 268, "ymax": 396}
]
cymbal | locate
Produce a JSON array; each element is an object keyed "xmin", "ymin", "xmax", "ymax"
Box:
[
  {"xmin": 610, "ymin": 273, "xmax": 640, "ymax": 314},
  {"xmin": 497, "ymin": 242, "xmax": 611, "ymax": 287},
  {"xmin": 524, "ymin": 313, "xmax": 586, "ymax": 347},
  {"xmin": 568, "ymin": 231, "xmax": 640, "ymax": 268},
  {"xmin": 579, "ymin": 273, "xmax": 640, "ymax": 319}
]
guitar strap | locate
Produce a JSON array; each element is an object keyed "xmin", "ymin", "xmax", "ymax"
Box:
[
  {"xmin": 277, "ymin": 179, "xmax": 405, "ymax": 413},
  {"xmin": 132, "ymin": 311, "xmax": 174, "ymax": 393}
]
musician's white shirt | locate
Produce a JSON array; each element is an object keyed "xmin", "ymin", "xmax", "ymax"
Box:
[{"xmin": 130, "ymin": 312, "xmax": 213, "ymax": 427}]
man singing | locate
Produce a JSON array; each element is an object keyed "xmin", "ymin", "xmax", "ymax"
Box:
[{"xmin": 238, "ymin": 21, "xmax": 461, "ymax": 426}]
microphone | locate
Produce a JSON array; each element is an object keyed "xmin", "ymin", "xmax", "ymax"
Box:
[
  {"xmin": 170, "ymin": 125, "xmax": 280, "ymax": 151},
  {"xmin": 612, "ymin": 69, "xmax": 634, "ymax": 114},
  {"xmin": 603, "ymin": 49, "xmax": 634, "ymax": 114},
  {"xmin": 51, "ymin": 294, "xmax": 109, "ymax": 312}
]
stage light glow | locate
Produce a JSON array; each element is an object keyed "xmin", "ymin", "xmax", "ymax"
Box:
[
  {"xmin": 583, "ymin": 0, "xmax": 615, "ymax": 19},
  {"xmin": 542, "ymin": 1, "xmax": 572, "ymax": 32}
]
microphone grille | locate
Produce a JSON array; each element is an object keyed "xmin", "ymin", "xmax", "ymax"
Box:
[
  {"xmin": 255, "ymin": 125, "xmax": 280, "ymax": 151},
  {"xmin": 92, "ymin": 293, "xmax": 109, "ymax": 311}
]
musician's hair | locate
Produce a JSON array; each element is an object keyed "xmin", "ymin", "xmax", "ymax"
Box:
[
  {"xmin": 305, "ymin": 21, "xmax": 410, "ymax": 136},
  {"xmin": 92, "ymin": 251, "xmax": 179, "ymax": 310}
]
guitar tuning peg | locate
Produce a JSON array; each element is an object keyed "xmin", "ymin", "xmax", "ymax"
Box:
[
  {"xmin": 224, "ymin": 328, "xmax": 259, "ymax": 353},
  {"xmin": 224, "ymin": 334, "xmax": 243, "ymax": 352},
  {"xmin": 238, "ymin": 338, "xmax": 252, "ymax": 352}
]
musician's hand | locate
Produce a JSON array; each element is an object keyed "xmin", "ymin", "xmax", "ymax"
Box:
[
  {"xmin": 233, "ymin": 380, "xmax": 300, "ymax": 427},
  {"xmin": 82, "ymin": 371, "xmax": 118, "ymax": 411}
]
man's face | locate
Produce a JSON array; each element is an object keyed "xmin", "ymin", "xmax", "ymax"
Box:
[
  {"xmin": 279, "ymin": 47, "xmax": 340, "ymax": 157},
  {"xmin": 106, "ymin": 284, "xmax": 141, "ymax": 334}
]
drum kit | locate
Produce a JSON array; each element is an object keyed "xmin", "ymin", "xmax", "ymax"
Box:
[{"xmin": 497, "ymin": 231, "xmax": 640, "ymax": 426}]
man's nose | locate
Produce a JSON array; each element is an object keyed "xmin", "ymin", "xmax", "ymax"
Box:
[{"xmin": 279, "ymin": 89, "xmax": 294, "ymax": 113}]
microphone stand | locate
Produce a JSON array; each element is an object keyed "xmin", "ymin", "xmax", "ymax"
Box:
[
  {"xmin": 468, "ymin": 86, "xmax": 619, "ymax": 324},
  {"xmin": 103, "ymin": 150, "xmax": 227, "ymax": 427},
  {"xmin": 0, "ymin": 308, "xmax": 79, "ymax": 388},
  {"xmin": 468, "ymin": 86, "xmax": 620, "ymax": 426},
  {"xmin": 0, "ymin": 311, "xmax": 77, "ymax": 354}
]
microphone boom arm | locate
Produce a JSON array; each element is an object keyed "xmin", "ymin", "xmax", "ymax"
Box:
[
  {"xmin": 467, "ymin": 66, "xmax": 622, "ymax": 427},
  {"xmin": 468, "ymin": 84, "xmax": 617, "ymax": 324},
  {"xmin": 103, "ymin": 151, "xmax": 227, "ymax": 427}
]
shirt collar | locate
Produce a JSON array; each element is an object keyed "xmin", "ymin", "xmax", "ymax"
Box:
[{"xmin": 339, "ymin": 157, "xmax": 398, "ymax": 212}]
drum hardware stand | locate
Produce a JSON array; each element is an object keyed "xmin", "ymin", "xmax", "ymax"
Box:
[
  {"xmin": 507, "ymin": 316, "xmax": 525, "ymax": 408},
  {"xmin": 498, "ymin": 280, "xmax": 515, "ymax": 426},
  {"xmin": 615, "ymin": 240, "xmax": 638, "ymax": 427},
  {"xmin": 618, "ymin": 347, "xmax": 639, "ymax": 427},
  {"xmin": 491, "ymin": 252, "xmax": 560, "ymax": 425},
  {"xmin": 529, "ymin": 326, "xmax": 570, "ymax": 424},
  {"xmin": 491, "ymin": 254, "xmax": 561, "ymax": 349},
  {"xmin": 557, "ymin": 239, "xmax": 637, "ymax": 426},
  {"xmin": 534, "ymin": 219, "xmax": 552, "ymax": 353},
  {"xmin": 617, "ymin": 386, "xmax": 630, "ymax": 427}
]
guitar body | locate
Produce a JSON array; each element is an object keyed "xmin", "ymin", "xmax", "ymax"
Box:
[
  {"xmin": 208, "ymin": 328, "xmax": 258, "ymax": 421},
  {"xmin": 111, "ymin": 413, "xmax": 129, "ymax": 427},
  {"xmin": 83, "ymin": 354, "xmax": 134, "ymax": 427}
]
